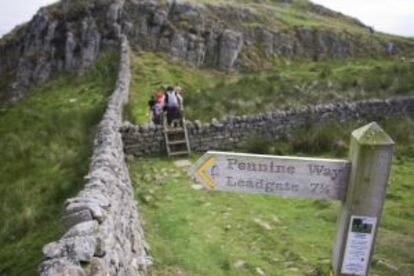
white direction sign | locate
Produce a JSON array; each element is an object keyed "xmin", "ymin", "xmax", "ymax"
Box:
[{"xmin": 189, "ymin": 151, "xmax": 350, "ymax": 201}]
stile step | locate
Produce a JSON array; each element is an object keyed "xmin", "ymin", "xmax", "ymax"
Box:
[
  {"xmin": 165, "ymin": 128, "xmax": 184, "ymax": 133},
  {"xmin": 168, "ymin": 140, "xmax": 187, "ymax": 145},
  {"xmin": 169, "ymin": 151, "xmax": 190, "ymax": 156}
]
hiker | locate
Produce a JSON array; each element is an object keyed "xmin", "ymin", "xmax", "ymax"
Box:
[
  {"xmin": 155, "ymin": 91, "xmax": 165, "ymax": 105},
  {"xmin": 175, "ymin": 86, "xmax": 184, "ymax": 111},
  {"xmin": 164, "ymin": 86, "xmax": 181, "ymax": 125},
  {"xmin": 149, "ymin": 92, "xmax": 164, "ymax": 125},
  {"xmin": 148, "ymin": 95, "xmax": 156, "ymax": 122},
  {"xmin": 148, "ymin": 95, "xmax": 156, "ymax": 109}
]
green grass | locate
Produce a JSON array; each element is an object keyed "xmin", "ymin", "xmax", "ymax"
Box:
[
  {"xmin": 125, "ymin": 51, "xmax": 227, "ymax": 124},
  {"xmin": 176, "ymin": 0, "xmax": 414, "ymax": 46},
  {"xmin": 127, "ymin": 51, "xmax": 414, "ymax": 123},
  {"xmin": 182, "ymin": 59, "xmax": 414, "ymax": 121},
  {"xmin": 130, "ymin": 158, "xmax": 337, "ymax": 275},
  {"xmin": 241, "ymin": 116, "xmax": 414, "ymax": 158},
  {"xmin": 128, "ymin": 116, "xmax": 414, "ymax": 275},
  {"xmin": 0, "ymin": 51, "xmax": 118, "ymax": 275}
]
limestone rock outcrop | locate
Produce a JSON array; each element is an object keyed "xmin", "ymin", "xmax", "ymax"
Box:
[
  {"xmin": 1, "ymin": 0, "xmax": 413, "ymax": 101},
  {"xmin": 0, "ymin": 0, "xmax": 125, "ymax": 102}
]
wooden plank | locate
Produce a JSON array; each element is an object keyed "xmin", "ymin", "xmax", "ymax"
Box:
[
  {"xmin": 169, "ymin": 151, "xmax": 190, "ymax": 156},
  {"xmin": 182, "ymin": 117, "xmax": 192, "ymax": 155},
  {"xmin": 163, "ymin": 117, "xmax": 172, "ymax": 156},
  {"xmin": 189, "ymin": 151, "xmax": 350, "ymax": 200},
  {"xmin": 331, "ymin": 122, "xmax": 394, "ymax": 276},
  {"xmin": 168, "ymin": 140, "xmax": 187, "ymax": 145},
  {"xmin": 166, "ymin": 128, "xmax": 184, "ymax": 133}
]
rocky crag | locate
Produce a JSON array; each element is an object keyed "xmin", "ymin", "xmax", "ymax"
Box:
[
  {"xmin": 1, "ymin": 0, "xmax": 414, "ymax": 102},
  {"xmin": 0, "ymin": 0, "xmax": 125, "ymax": 101}
]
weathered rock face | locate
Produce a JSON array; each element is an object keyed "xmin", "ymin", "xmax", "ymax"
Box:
[
  {"xmin": 1, "ymin": 0, "xmax": 413, "ymax": 101},
  {"xmin": 120, "ymin": 0, "xmax": 414, "ymax": 70},
  {"xmin": 0, "ymin": 0, "xmax": 125, "ymax": 102},
  {"xmin": 121, "ymin": 96, "xmax": 414, "ymax": 156}
]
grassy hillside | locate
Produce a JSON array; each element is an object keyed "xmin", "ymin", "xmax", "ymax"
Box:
[
  {"xmin": 0, "ymin": 52, "xmax": 118, "ymax": 275},
  {"xmin": 125, "ymin": 51, "xmax": 414, "ymax": 123},
  {"xmin": 179, "ymin": 0, "xmax": 362, "ymax": 30},
  {"xmin": 178, "ymin": 0, "xmax": 413, "ymax": 45},
  {"xmin": 128, "ymin": 116, "xmax": 414, "ymax": 275}
]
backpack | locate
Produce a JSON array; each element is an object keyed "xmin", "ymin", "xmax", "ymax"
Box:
[{"xmin": 164, "ymin": 90, "xmax": 179, "ymax": 108}]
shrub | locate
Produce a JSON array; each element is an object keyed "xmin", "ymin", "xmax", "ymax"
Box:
[{"xmin": 241, "ymin": 135, "xmax": 271, "ymax": 154}]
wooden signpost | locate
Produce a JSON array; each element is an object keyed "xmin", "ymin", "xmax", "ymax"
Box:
[
  {"xmin": 189, "ymin": 122, "xmax": 394, "ymax": 276},
  {"xmin": 191, "ymin": 151, "xmax": 350, "ymax": 200}
]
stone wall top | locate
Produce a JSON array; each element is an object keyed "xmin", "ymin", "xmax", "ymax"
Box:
[
  {"xmin": 121, "ymin": 96, "xmax": 414, "ymax": 156},
  {"xmin": 38, "ymin": 36, "xmax": 150, "ymax": 276}
]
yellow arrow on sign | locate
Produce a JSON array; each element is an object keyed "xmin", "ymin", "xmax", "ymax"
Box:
[{"xmin": 196, "ymin": 156, "xmax": 216, "ymax": 189}]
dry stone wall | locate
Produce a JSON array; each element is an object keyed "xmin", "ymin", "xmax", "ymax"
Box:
[
  {"xmin": 38, "ymin": 36, "xmax": 150, "ymax": 276},
  {"xmin": 122, "ymin": 96, "xmax": 414, "ymax": 156}
]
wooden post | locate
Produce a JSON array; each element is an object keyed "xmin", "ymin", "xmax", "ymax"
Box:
[{"xmin": 331, "ymin": 122, "xmax": 394, "ymax": 275}]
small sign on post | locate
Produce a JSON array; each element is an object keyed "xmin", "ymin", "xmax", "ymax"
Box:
[{"xmin": 189, "ymin": 122, "xmax": 394, "ymax": 276}]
